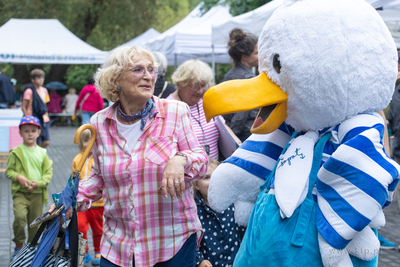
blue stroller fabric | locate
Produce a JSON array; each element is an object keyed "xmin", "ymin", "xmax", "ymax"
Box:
[{"xmin": 29, "ymin": 174, "xmax": 79, "ymax": 267}]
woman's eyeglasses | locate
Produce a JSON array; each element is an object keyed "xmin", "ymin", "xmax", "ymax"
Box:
[
  {"xmin": 129, "ymin": 66, "xmax": 158, "ymax": 78},
  {"xmin": 189, "ymin": 82, "xmax": 209, "ymax": 92}
]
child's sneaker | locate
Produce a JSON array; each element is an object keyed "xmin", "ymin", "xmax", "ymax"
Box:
[
  {"xmin": 91, "ymin": 253, "xmax": 101, "ymax": 266},
  {"xmin": 11, "ymin": 246, "xmax": 22, "ymax": 260},
  {"xmin": 84, "ymin": 253, "xmax": 92, "ymax": 264},
  {"xmin": 378, "ymin": 235, "xmax": 396, "ymax": 250}
]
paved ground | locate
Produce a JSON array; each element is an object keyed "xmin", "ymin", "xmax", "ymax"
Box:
[
  {"xmin": 0, "ymin": 126, "xmax": 95, "ymax": 266},
  {"xmin": 1, "ymin": 126, "xmax": 400, "ymax": 266}
]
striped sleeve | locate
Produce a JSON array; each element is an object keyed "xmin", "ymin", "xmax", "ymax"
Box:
[
  {"xmin": 316, "ymin": 113, "xmax": 400, "ymax": 249},
  {"xmin": 176, "ymin": 103, "xmax": 209, "ymax": 181},
  {"xmin": 224, "ymin": 123, "xmax": 292, "ymax": 179}
]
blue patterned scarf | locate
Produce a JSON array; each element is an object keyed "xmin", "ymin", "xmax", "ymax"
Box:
[{"xmin": 118, "ymin": 99, "xmax": 158, "ymax": 130}]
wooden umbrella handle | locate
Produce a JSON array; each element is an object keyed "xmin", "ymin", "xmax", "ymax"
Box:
[{"xmin": 74, "ymin": 124, "xmax": 96, "ymax": 172}]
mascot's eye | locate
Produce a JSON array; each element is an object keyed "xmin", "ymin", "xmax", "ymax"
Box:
[{"xmin": 273, "ymin": 54, "xmax": 281, "ymax": 74}]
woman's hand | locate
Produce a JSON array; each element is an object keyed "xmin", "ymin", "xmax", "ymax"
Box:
[
  {"xmin": 48, "ymin": 203, "xmax": 73, "ymax": 221},
  {"xmin": 160, "ymin": 154, "xmax": 187, "ymax": 200}
]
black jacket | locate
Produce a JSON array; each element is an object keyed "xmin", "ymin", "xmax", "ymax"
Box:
[
  {"xmin": 154, "ymin": 76, "xmax": 176, "ymax": 99},
  {"xmin": 0, "ymin": 74, "xmax": 15, "ymax": 106},
  {"xmin": 389, "ymin": 84, "xmax": 400, "ymax": 158}
]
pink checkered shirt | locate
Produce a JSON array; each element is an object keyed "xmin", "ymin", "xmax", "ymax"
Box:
[{"xmin": 77, "ymin": 96, "xmax": 208, "ymax": 267}]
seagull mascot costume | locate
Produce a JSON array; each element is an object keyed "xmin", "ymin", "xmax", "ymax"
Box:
[{"xmin": 202, "ymin": 0, "xmax": 400, "ymax": 266}]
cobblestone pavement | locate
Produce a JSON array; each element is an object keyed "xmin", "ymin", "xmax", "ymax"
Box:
[{"xmin": 1, "ymin": 126, "xmax": 400, "ymax": 266}]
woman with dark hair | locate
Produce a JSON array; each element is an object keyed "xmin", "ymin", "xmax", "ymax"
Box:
[
  {"xmin": 74, "ymin": 76, "xmax": 104, "ymax": 125},
  {"xmin": 222, "ymin": 28, "xmax": 259, "ymax": 142}
]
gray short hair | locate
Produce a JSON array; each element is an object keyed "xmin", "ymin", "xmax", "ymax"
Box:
[
  {"xmin": 171, "ymin": 59, "xmax": 213, "ymax": 89},
  {"xmin": 152, "ymin": 52, "xmax": 168, "ymax": 76}
]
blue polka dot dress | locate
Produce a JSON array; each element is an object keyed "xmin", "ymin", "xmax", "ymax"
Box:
[{"xmin": 195, "ymin": 193, "xmax": 245, "ymax": 267}]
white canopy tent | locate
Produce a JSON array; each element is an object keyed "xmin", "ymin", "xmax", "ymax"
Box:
[
  {"xmin": 211, "ymin": 0, "xmax": 284, "ymax": 48},
  {"xmin": 212, "ymin": 0, "xmax": 400, "ymax": 49},
  {"xmin": 376, "ymin": 0, "xmax": 400, "ymax": 48},
  {"xmin": 143, "ymin": 3, "xmax": 233, "ymax": 66},
  {"xmin": 120, "ymin": 28, "xmax": 160, "ymax": 47},
  {"xmin": 0, "ymin": 19, "xmax": 107, "ymax": 64},
  {"xmin": 369, "ymin": 0, "xmax": 400, "ymax": 9}
]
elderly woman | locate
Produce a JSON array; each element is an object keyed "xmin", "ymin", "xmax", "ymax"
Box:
[
  {"xmin": 221, "ymin": 28, "xmax": 259, "ymax": 142},
  {"xmin": 152, "ymin": 52, "xmax": 176, "ymax": 98},
  {"xmin": 167, "ymin": 59, "xmax": 240, "ymax": 160},
  {"xmin": 50, "ymin": 46, "xmax": 208, "ymax": 267}
]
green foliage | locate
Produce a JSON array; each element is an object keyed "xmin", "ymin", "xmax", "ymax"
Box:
[
  {"xmin": 215, "ymin": 63, "xmax": 232, "ymax": 84},
  {"xmin": 0, "ymin": 0, "xmax": 194, "ymax": 85},
  {"xmin": 200, "ymin": 0, "xmax": 272, "ymax": 16},
  {"xmin": 64, "ymin": 65, "xmax": 98, "ymax": 91},
  {"xmin": 0, "ymin": 64, "xmax": 13, "ymax": 77},
  {"xmin": 228, "ymin": 0, "xmax": 272, "ymax": 16},
  {"xmin": 0, "ymin": 0, "xmax": 261, "ymax": 87}
]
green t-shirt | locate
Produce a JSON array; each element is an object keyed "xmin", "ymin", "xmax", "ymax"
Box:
[{"xmin": 19, "ymin": 144, "xmax": 44, "ymax": 193}]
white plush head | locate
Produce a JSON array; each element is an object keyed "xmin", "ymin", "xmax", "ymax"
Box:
[{"xmin": 259, "ymin": 0, "xmax": 398, "ymax": 131}]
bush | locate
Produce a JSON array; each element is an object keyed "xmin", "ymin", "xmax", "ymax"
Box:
[{"xmin": 65, "ymin": 65, "xmax": 99, "ymax": 91}]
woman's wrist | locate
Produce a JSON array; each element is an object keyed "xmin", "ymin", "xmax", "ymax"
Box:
[{"xmin": 174, "ymin": 152, "xmax": 187, "ymax": 168}]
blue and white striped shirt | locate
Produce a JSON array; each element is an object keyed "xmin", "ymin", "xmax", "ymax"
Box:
[{"xmin": 223, "ymin": 112, "xmax": 400, "ymax": 249}]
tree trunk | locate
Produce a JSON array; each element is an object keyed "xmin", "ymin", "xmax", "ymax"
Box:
[
  {"xmin": 13, "ymin": 64, "xmax": 30, "ymax": 90},
  {"xmin": 47, "ymin": 64, "xmax": 70, "ymax": 83}
]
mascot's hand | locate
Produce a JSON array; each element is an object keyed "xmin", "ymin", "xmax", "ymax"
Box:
[
  {"xmin": 233, "ymin": 200, "xmax": 257, "ymax": 226},
  {"xmin": 318, "ymin": 233, "xmax": 353, "ymax": 267},
  {"xmin": 368, "ymin": 209, "xmax": 385, "ymax": 229},
  {"xmin": 208, "ymin": 163, "xmax": 264, "ymax": 226},
  {"xmin": 345, "ymin": 210, "xmax": 385, "ymax": 261},
  {"xmin": 347, "ymin": 226, "xmax": 380, "ymax": 261},
  {"xmin": 318, "ymin": 211, "xmax": 383, "ymax": 267}
]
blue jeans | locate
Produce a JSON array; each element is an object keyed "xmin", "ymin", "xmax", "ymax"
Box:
[
  {"xmin": 100, "ymin": 233, "xmax": 197, "ymax": 267},
  {"xmin": 81, "ymin": 111, "xmax": 95, "ymax": 125},
  {"xmin": 36, "ymin": 122, "xmax": 50, "ymax": 144}
]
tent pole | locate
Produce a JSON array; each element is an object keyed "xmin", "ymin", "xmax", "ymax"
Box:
[
  {"xmin": 174, "ymin": 54, "xmax": 177, "ymax": 70},
  {"xmin": 212, "ymin": 45, "xmax": 215, "ymax": 84}
]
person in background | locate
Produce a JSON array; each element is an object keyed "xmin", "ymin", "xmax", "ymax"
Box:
[
  {"xmin": 21, "ymin": 69, "xmax": 51, "ymax": 148},
  {"xmin": 152, "ymin": 52, "xmax": 176, "ymax": 98},
  {"xmin": 47, "ymin": 88, "xmax": 62, "ymax": 113},
  {"xmin": 0, "ymin": 69, "xmax": 15, "ymax": 109},
  {"xmin": 384, "ymin": 51, "xmax": 400, "ymax": 251},
  {"xmin": 5, "ymin": 115, "xmax": 53, "ymax": 259},
  {"xmin": 194, "ymin": 158, "xmax": 245, "ymax": 267},
  {"xmin": 63, "ymin": 88, "xmax": 78, "ymax": 114},
  {"xmin": 389, "ymin": 51, "xmax": 400, "ymax": 165},
  {"xmin": 221, "ymin": 28, "xmax": 259, "ymax": 142},
  {"xmin": 73, "ymin": 129, "xmax": 103, "ymax": 266},
  {"xmin": 74, "ymin": 77, "xmax": 104, "ymax": 125},
  {"xmin": 168, "ymin": 59, "xmax": 241, "ymax": 160},
  {"xmin": 49, "ymin": 46, "xmax": 208, "ymax": 267}
]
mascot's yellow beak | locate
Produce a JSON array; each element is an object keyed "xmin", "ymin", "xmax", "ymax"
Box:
[{"xmin": 203, "ymin": 72, "xmax": 287, "ymax": 134}]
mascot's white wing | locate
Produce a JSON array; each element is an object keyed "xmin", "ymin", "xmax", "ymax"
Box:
[
  {"xmin": 316, "ymin": 113, "xmax": 400, "ymax": 250},
  {"xmin": 208, "ymin": 123, "xmax": 291, "ymax": 226}
]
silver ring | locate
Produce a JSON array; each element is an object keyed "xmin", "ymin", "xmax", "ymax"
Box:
[{"xmin": 175, "ymin": 181, "xmax": 180, "ymax": 184}]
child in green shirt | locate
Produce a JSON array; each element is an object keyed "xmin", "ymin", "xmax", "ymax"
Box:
[{"xmin": 5, "ymin": 115, "xmax": 53, "ymax": 259}]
